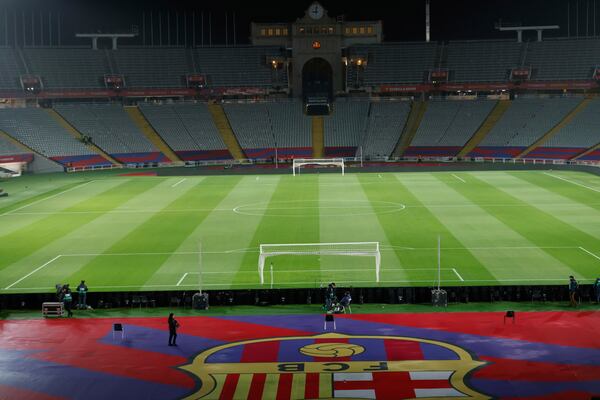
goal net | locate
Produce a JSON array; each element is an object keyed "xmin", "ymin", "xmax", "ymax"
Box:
[
  {"xmin": 258, "ymin": 242, "xmax": 380, "ymax": 284},
  {"xmin": 292, "ymin": 158, "xmax": 345, "ymax": 176}
]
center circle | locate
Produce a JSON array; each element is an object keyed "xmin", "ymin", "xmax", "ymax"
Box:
[{"xmin": 232, "ymin": 200, "xmax": 406, "ymax": 217}]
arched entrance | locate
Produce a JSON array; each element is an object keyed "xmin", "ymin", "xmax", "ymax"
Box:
[{"xmin": 302, "ymin": 57, "xmax": 333, "ymax": 100}]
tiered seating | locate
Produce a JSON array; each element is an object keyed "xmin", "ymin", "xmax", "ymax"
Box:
[
  {"xmin": 324, "ymin": 100, "xmax": 370, "ymax": 157},
  {"xmin": 359, "ymin": 101, "xmax": 411, "ymax": 158},
  {"xmin": 55, "ymin": 104, "xmax": 165, "ymax": 163},
  {"xmin": 525, "ymin": 38, "xmax": 600, "ymax": 81},
  {"xmin": 223, "ymin": 101, "xmax": 311, "ymax": 159},
  {"xmin": 194, "ymin": 46, "xmax": 285, "ymax": 87},
  {"xmin": 265, "ymin": 100, "xmax": 311, "ymax": 156},
  {"xmin": 406, "ymin": 100, "xmax": 496, "ymax": 157},
  {"xmin": 347, "ymin": 43, "xmax": 437, "ymax": 85},
  {"xmin": 446, "ymin": 40, "xmax": 521, "ymax": 82},
  {"xmin": 24, "ymin": 47, "xmax": 108, "ymax": 89},
  {"xmin": 0, "ymin": 48, "xmax": 23, "ymax": 89},
  {"xmin": 112, "ymin": 47, "xmax": 189, "ymax": 88},
  {"xmin": 0, "ymin": 134, "xmax": 28, "ymax": 156},
  {"xmin": 139, "ymin": 102, "xmax": 230, "ymax": 161},
  {"xmin": 470, "ymin": 97, "xmax": 581, "ymax": 158},
  {"xmin": 528, "ymin": 98, "xmax": 600, "ymax": 159},
  {"xmin": 0, "ymin": 108, "xmax": 108, "ymax": 167}
]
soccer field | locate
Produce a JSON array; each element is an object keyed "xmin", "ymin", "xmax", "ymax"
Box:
[{"xmin": 1, "ymin": 169, "xmax": 600, "ymax": 293}]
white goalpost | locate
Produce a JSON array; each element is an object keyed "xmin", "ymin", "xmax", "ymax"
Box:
[
  {"xmin": 292, "ymin": 158, "xmax": 345, "ymax": 176},
  {"xmin": 258, "ymin": 242, "xmax": 381, "ymax": 284}
]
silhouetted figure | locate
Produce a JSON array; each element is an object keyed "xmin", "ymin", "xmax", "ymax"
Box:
[{"xmin": 168, "ymin": 313, "xmax": 180, "ymax": 346}]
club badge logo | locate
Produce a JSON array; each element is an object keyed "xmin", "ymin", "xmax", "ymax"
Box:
[{"xmin": 180, "ymin": 333, "xmax": 489, "ymax": 399}]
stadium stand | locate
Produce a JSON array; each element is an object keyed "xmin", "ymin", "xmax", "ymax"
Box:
[
  {"xmin": 139, "ymin": 102, "xmax": 231, "ymax": 161},
  {"xmin": 0, "ymin": 48, "xmax": 24, "ymax": 89},
  {"xmin": 446, "ymin": 40, "xmax": 521, "ymax": 82},
  {"xmin": 347, "ymin": 42, "xmax": 437, "ymax": 85},
  {"xmin": 358, "ymin": 101, "xmax": 411, "ymax": 158},
  {"xmin": 324, "ymin": 99, "xmax": 370, "ymax": 157},
  {"xmin": 23, "ymin": 47, "xmax": 108, "ymax": 89},
  {"xmin": 527, "ymin": 98, "xmax": 600, "ymax": 159},
  {"xmin": 194, "ymin": 46, "xmax": 287, "ymax": 88},
  {"xmin": 112, "ymin": 47, "xmax": 189, "ymax": 88},
  {"xmin": 469, "ymin": 97, "xmax": 582, "ymax": 158},
  {"xmin": 526, "ymin": 38, "xmax": 600, "ymax": 81},
  {"xmin": 0, "ymin": 132, "xmax": 29, "ymax": 156},
  {"xmin": 0, "ymin": 108, "xmax": 110, "ymax": 167},
  {"xmin": 55, "ymin": 103, "xmax": 166, "ymax": 163},
  {"xmin": 223, "ymin": 100, "xmax": 311, "ymax": 159},
  {"xmin": 406, "ymin": 99, "xmax": 497, "ymax": 157}
]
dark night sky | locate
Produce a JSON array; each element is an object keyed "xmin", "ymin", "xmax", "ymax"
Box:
[{"xmin": 1, "ymin": 0, "xmax": 599, "ymax": 46}]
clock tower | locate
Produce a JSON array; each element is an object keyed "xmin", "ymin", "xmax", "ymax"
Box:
[{"xmin": 250, "ymin": 3, "xmax": 382, "ymax": 98}]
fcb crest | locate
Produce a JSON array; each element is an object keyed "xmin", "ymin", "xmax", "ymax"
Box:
[{"xmin": 180, "ymin": 333, "xmax": 489, "ymax": 399}]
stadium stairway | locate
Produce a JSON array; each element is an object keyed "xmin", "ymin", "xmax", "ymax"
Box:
[
  {"xmin": 124, "ymin": 106, "xmax": 182, "ymax": 163},
  {"xmin": 312, "ymin": 116, "xmax": 325, "ymax": 158},
  {"xmin": 457, "ymin": 100, "xmax": 511, "ymax": 158},
  {"xmin": 571, "ymin": 141, "xmax": 600, "ymax": 161},
  {"xmin": 392, "ymin": 101, "xmax": 428, "ymax": 157},
  {"xmin": 46, "ymin": 109, "xmax": 121, "ymax": 166},
  {"xmin": 207, "ymin": 103, "xmax": 246, "ymax": 160},
  {"xmin": 516, "ymin": 98, "xmax": 592, "ymax": 159}
]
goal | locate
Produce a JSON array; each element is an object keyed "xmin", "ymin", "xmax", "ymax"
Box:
[
  {"xmin": 258, "ymin": 242, "xmax": 381, "ymax": 284},
  {"xmin": 292, "ymin": 158, "xmax": 345, "ymax": 176}
]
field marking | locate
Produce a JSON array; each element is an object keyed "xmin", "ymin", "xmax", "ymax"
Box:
[
  {"xmin": 452, "ymin": 268, "xmax": 464, "ymax": 282},
  {"xmin": 4, "ymin": 255, "xmax": 62, "ymax": 290},
  {"xmin": 451, "ymin": 174, "xmax": 466, "ymax": 183},
  {"xmin": 7, "ymin": 277, "xmax": 599, "ymax": 291},
  {"xmin": 176, "ymin": 273, "xmax": 188, "ymax": 286},
  {"xmin": 199, "ymin": 268, "xmax": 452, "ymax": 275},
  {"xmin": 171, "ymin": 178, "xmax": 186, "ymax": 188},
  {"xmin": 579, "ymin": 247, "xmax": 600, "ymax": 262},
  {"xmin": 7, "ymin": 202, "xmax": 599, "ymax": 217},
  {"xmin": 543, "ymin": 172, "xmax": 600, "ymax": 193},
  {"xmin": 0, "ymin": 180, "xmax": 95, "ymax": 217}
]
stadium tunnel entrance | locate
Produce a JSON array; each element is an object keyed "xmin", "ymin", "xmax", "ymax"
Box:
[{"xmin": 302, "ymin": 57, "xmax": 333, "ymax": 102}]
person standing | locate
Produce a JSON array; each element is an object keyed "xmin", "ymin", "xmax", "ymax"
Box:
[
  {"xmin": 594, "ymin": 278, "xmax": 600, "ymax": 304},
  {"xmin": 569, "ymin": 276, "xmax": 579, "ymax": 307},
  {"xmin": 62, "ymin": 285, "xmax": 73, "ymax": 317},
  {"xmin": 77, "ymin": 280, "xmax": 88, "ymax": 310},
  {"xmin": 168, "ymin": 313, "xmax": 180, "ymax": 346}
]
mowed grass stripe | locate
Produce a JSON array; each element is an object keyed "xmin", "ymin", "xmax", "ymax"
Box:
[
  {"xmin": 318, "ymin": 173, "xmax": 406, "ymax": 285},
  {"xmin": 509, "ymin": 171, "xmax": 600, "ymax": 214},
  {"xmin": 147, "ymin": 175, "xmax": 281, "ymax": 288},
  {"xmin": 458, "ymin": 172, "xmax": 600, "ymax": 280},
  {"xmin": 401, "ymin": 173, "xmax": 576, "ymax": 281},
  {"xmin": 0, "ymin": 178, "xmax": 160, "ymax": 273},
  {"xmin": 66, "ymin": 176, "xmax": 242, "ymax": 289},
  {"xmin": 232, "ymin": 174, "xmax": 320, "ymax": 287},
  {"xmin": 1, "ymin": 178, "xmax": 206, "ymax": 291},
  {"xmin": 358, "ymin": 173, "xmax": 496, "ymax": 285},
  {"xmin": 477, "ymin": 172, "xmax": 600, "ymax": 241}
]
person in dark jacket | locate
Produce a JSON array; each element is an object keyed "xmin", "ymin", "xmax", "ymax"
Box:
[
  {"xmin": 77, "ymin": 280, "xmax": 88, "ymax": 309},
  {"xmin": 569, "ymin": 276, "xmax": 579, "ymax": 307},
  {"xmin": 168, "ymin": 313, "xmax": 180, "ymax": 346},
  {"xmin": 62, "ymin": 285, "xmax": 73, "ymax": 317}
]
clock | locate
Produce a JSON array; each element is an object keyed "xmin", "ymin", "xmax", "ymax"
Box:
[{"xmin": 308, "ymin": 3, "xmax": 324, "ymax": 20}]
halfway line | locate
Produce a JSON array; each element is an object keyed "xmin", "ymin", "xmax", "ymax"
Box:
[
  {"xmin": 0, "ymin": 180, "xmax": 95, "ymax": 217},
  {"xmin": 5, "ymin": 255, "xmax": 62, "ymax": 289},
  {"xmin": 171, "ymin": 178, "xmax": 186, "ymax": 188},
  {"xmin": 543, "ymin": 172, "xmax": 600, "ymax": 193},
  {"xmin": 451, "ymin": 174, "xmax": 466, "ymax": 183},
  {"xmin": 579, "ymin": 246, "xmax": 600, "ymax": 262},
  {"xmin": 452, "ymin": 268, "xmax": 465, "ymax": 282}
]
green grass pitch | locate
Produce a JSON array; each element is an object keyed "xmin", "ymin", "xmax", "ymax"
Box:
[{"xmin": 1, "ymin": 169, "xmax": 600, "ymax": 293}]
